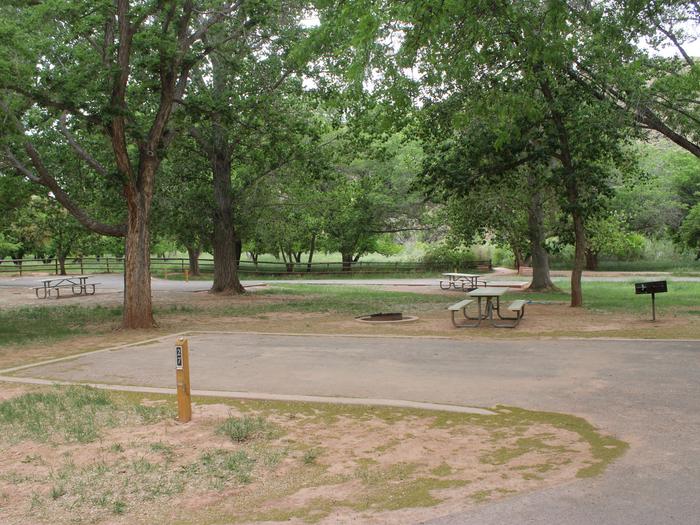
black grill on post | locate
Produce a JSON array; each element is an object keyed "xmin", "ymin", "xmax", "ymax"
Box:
[{"xmin": 635, "ymin": 281, "xmax": 668, "ymax": 321}]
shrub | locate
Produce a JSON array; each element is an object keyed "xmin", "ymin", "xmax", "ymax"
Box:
[{"xmin": 422, "ymin": 243, "xmax": 479, "ymax": 270}]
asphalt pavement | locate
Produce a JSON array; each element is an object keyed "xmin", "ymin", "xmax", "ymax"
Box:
[{"xmin": 1, "ymin": 272, "xmax": 700, "ymax": 293}]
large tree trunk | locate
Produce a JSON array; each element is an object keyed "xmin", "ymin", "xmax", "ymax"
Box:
[
  {"xmin": 210, "ymin": 152, "xmax": 244, "ymax": 294},
  {"xmin": 235, "ymin": 238, "xmax": 242, "ymax": 266},
  {"xmin": 539, "ymin": 78, "xmax": 584, "ymax": 307},
  {"xmin": 307, "ymin": 233, "xmax": 316, "ymax": 272},
  {"xmin": 527, "ymin": 185, "xmax": 555, "ymax": 291},
  {"xmin": 341, "ymin": 252, "xmax": 353, "ymax": 272},
  {"xmin": 187, "ymin": 246, "xmax": 200, "ymax": 276},
  {"xmin": 585, "ymin": 249, "xmax": 599, "ymax": 271},
  {"xmin": 207, "ymin": 47, "xmax": 244, "ymax": 294},
  {"xmin": 569, "ymin": 187, "xmax": 586, "ymax": 308},
  {"xmin": 58, "ymin": 253, "xmax": 67, "ymax": 276},
  {"xmin": 122, "ymin": 191, "xmax": 155, "ymax": 328},
  {"xmin": 512, "ymin": 245, "xmax": 525, "ymax": 272}
]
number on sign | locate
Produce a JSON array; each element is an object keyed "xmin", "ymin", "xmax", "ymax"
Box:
[{"xmin": 176, "ymin": 346, "xmax": 183, "ymax": 369}]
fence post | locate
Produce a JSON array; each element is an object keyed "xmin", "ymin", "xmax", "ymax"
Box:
[
  {"xmin": 80, "ymin": 258, "xmax": 84, "ymax": 274},
  {"xmin": 106, "ymin": 257, "xmax": 110, "ymax": 273},
  {"xmin": 55, "ymin": 259, "xmax": 59, "ymax": 275},
  {"xmin": 19, "ymin": 261, "xmax": 22, "ymax": 277},
  {"xmin": 181, "ymin": 258, "xmax": 184, "ymax": 271}
]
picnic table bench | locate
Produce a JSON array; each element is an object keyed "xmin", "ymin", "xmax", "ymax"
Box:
[
  {"xmin": 34, "ymin": 275, "xmax": 99, "ymax": 299},
  {"xmin": 440, "ymin": 273, "xmax": 487, "ymax": 292},
  {"xmin": 448, "ymin": 287, "xmax": 527, "ymax": 328}
]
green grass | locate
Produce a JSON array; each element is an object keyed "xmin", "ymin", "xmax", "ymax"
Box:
[
  {"xmin": 0, "ymin": 305, "xmax": 122, "ymax": 346},
  {"xmin": 0, "ymin": 386, "xmax": 171, "ymax": 444},
  {"xmin": 217, "ymin": 415, "xmax": 281, "ymax": 443},
  {"xmin": 532, "ymin": 280, "xmax": 700, "ymax": 313},
  {"xmin": 549, "ymin": 258, "xmax": 700, "ymax": 273}
]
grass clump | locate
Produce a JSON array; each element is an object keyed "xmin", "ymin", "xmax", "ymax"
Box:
[
  {"xmin": 187, "ymin": 449, "xmax": 258, "ymax": 486},
  {"xmin": 302, "ymin": 448, "xmax": 321, "ymax": 465},
  {"xmin": 217, "ymin": 415, "xmax": 280, "ymax": 443},
  {"xmin": 0, "ymin": 386, "xmax": 169, "ymax": 444}
]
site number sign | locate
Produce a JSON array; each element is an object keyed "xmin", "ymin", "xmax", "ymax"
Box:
[{"xmin": 176, "ymin": 346, "xmax": 183, "ymax": 370}]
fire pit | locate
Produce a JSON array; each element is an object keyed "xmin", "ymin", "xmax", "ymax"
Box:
[{"xmin": 355, "ymin": 312, "xmax": 419, "ymax": 324}]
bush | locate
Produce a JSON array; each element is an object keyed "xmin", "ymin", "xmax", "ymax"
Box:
[{"xmin": 422, "ymin": 243, "xmax": 480, "ymax": 270}]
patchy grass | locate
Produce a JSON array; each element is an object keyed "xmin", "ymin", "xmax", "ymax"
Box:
[{"xmin": 0, "ymin": 386, "xmax": 170, "ymax": 444}]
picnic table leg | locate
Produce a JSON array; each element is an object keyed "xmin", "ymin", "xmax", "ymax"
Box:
[
  {"xmin": 452, "ymin": 305, "xmax": 481, "ymax": 328},
  {"xmin": 473, "ymin": 297, "xmax": 487, "ymax": 320},
  {"xmin": 491, "ymin": 305, "xmax": 523, "ymax": 328},
  {"xmin": 462, "ymin": 297, "xmax": 485, "ymax": 320}
]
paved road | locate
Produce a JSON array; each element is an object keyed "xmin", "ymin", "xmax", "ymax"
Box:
[
  {"xmin": 1, "ymin": 273, "xmax": 699, "ymax": 293},
  {"xmin": 5, "ymin": 332, "xmax": 699, "ymax": 524}
]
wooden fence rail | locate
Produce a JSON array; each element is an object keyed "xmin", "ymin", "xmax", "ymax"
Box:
[{"xmin": 0, "ymin": 257, "xmax": 492, "ymax": 276}]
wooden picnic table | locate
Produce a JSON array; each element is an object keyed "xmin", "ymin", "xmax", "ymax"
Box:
[
  {"xmin": 440, "ymin": 272, "xmax": 485, "ymax": 291},
  {"xmin": 35, "ymin": 275, "xmax": 98, "ymax": 299}
]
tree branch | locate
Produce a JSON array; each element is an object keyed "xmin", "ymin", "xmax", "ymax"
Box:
[
  {"xmin": 567, "ymin": 64, "xmax": 700, "ymax": 158},
  {"xmin": 0, "ymin": 98, "xmax": 126, "ymax": 236},
  {"xmin": 186, "ymin": 1, "xmax": 243, "ymax": 47},
  {"xmin": 656, "ymin": 23, "xmax": 695, "ymax": 67},
  {"xmin": 3, "ymin": 148, "xmax": 40, "ymax": 182},
  {"xmin": 109, "ymin": 0, "xmax": 135, "ymax": 182},
  {"xmin": 58, "ymin": 113, "xmax": 110, "ymax": 177}
]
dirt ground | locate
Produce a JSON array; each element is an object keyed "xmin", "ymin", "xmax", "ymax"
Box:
[{"xmin": 0, "ymin": 385, "xmax": 621, "ymax": 525}]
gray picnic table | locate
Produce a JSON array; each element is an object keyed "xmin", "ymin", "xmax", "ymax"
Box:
[
  {"xmin": 35, "ymin": 275, "xmax": 98, "ymax": 299},
  {"xmin": 448, "ymin": 287, "xmax": 527, "ymax": 328},
  {"xmin": 440, "ymin": 272, "xmax": 486, "ymax": 291}
]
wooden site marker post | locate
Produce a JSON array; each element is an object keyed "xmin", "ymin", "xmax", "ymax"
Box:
[{"xmin": 175, "ymin": 337, "xmax": 192, "ymax": 423}]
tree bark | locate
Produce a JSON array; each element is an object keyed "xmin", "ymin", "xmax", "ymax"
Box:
[
  {"xmin": 527, "ymin": 185, "xmax": 555, "ymax": 291},
  {"xmin": 186, "ymin": 246, "xmax": 200, "ymax": 276},
  {"xmin": 58, "ymin": 254, "xmax": 67, "ymax": 276},
  {"xmin": 205, "ymin": 48, "xmax": 244, "ymax": 295},
  {"xmin": 512, "ymin": 246, "xmax": 525, "ymax": 272},
  {"xmin": 285, "ymin": 251, "xmax": 295, "ymax": 272},
  {"xmin": 539, "ymin": 77, "xmax": 585, "ymax": 307},
  {"xmin": 585, "ymin": 249, "xmax": 599, "ymax": 271},
  {"xmin": 235, "ymin": 238, "xmax": 242, "ymax": 266},
  {"xmin": 122, "ymin": 187, "xmax": 155, "ymax": 328},
  {"xmin": 341, "ymin": 252, "xmax": 353, "ymax": 271},
  {"xmin": 210, "ymin": 151, "xmax": 244, "ymax": 294},
  {"xmin": 569, "ymin": 191, "xmax": 586, "ymax": 307},
  {"xmin": 307, "ymin": 233, "xmax": 316, "ymax": 272}
]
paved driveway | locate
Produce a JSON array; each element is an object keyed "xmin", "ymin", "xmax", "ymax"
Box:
[
  {"xmin": 2, "ymin": 273, "xmax": 700, "ymax": 294},
  {"xmin": 4, "ymin": 332, "xmax": 699, "ymax": 524}
]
